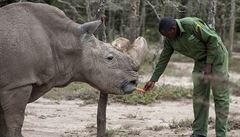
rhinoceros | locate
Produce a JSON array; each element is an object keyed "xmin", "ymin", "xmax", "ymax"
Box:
[{"xmin": 0, "ymin": 2, "xmax": 148, "ymax": 137}]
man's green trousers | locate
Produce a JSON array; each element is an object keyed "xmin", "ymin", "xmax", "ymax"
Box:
[{"xmin": 192, "ymin": 46, "xmax": 229, "ymax": 137}]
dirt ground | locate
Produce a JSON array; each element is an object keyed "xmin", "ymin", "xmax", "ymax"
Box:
[{"xmin": 23, "ymin": 62, "xmax": 240, "ymax": 137}]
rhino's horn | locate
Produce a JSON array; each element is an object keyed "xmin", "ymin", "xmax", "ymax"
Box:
[
  {"xmin": 127, "ymin": 37, "xmax": 148, "ymax": 70},
  {"xmin": 77, "ymin": 20, "xmax": 102, "ymax": 34}
]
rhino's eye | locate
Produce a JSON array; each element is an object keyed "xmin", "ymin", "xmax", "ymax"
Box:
[
  {"xmin": 106, "ymin": 54, "xmax": 114, "ymax": 61},
  {"xmin": 107, "ymin": 56, "xmax": 113, "ymax": 60}
]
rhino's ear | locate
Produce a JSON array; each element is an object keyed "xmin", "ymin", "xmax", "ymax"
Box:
[
  {"xmin": 77, "ymin": 20, "xmax": 102, "ymax": 34},
  {"xmin": 111, "ymin": 37, "xmax": 130, "ymax": 52}
]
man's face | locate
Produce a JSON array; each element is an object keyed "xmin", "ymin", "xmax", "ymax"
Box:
[{"xmin": 160, "ymin": 27, "xmax": 177, "ymax": 39}]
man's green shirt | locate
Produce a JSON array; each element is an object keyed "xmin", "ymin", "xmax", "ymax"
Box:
[{"xmin": 151, "ymin": 17, "xmax": 226, "ymax": 81}]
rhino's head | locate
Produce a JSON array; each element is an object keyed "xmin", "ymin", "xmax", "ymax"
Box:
[{"xmin": 74, "ymin": 20, "xmax": 148, "ymax": 95}]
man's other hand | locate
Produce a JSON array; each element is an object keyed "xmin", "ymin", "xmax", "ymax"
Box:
[{"xmin": 202, "ymin": 63, "xmax": 212, "ymax": 75}]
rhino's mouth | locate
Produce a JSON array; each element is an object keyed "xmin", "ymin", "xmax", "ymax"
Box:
[{"xmin": 120, "ymin": 80, "xmax": 138, "ymax": 94}]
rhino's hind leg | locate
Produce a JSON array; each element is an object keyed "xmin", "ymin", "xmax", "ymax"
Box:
[
  {"xmin": 0, "ymin": 106, "xmax": 7, "ymax": 137},
  {"xmin": 0, "ymin": 85, "xmax": 32, "ymax": 137}
]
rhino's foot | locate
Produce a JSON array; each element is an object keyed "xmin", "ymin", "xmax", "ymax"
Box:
[
  {"xmin": 0, "ymin": 125, "xmax": 7, "ymax": 137},
  {"xmin": 0, "ymin": 132, "xmax": 6, "ymax": 137},
  {"xmin": 0, "ymin": 121, "xmax": 7, "ymax": 137},
  {"xmin": 6, "ymin": 128, "xmax": 24, "ymax": 137},
  {"xmin": 0, "ymin": 134, "xmax": 6, "ymax": 137},
  {"xmin": 0, "ymin": 106, "xmax": 7, "ymax": 137},
  {"xmin": 1, "ymin": 85, "xmax": 32, "ymax": 137}
]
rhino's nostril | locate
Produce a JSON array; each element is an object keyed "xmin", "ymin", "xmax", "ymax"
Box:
[
  {"xmin": 120, "ymin": 80, "xmax": 137, "ymax": 93},
  {"xmin": 130, "ymin": 80, "xmax": 137, "ymax": 86}
]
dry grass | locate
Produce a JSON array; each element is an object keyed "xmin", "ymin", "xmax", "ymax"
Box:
[
  {"xmin": 146, "ymin": 125, "xmax": 165, "ymax": 131},
  {"xmin": 169, "ymin": 118, "xmax": 193, "ymax": 129},
  {"xmin": 208, "ymin": 116, "xmax": 240, "ymax": 131},
  {"xmin": 229, "ymin": 57, "xmax": 240, "ymax": 73}
]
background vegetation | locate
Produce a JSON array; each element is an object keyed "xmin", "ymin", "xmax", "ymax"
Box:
[{"xmin": 1, "ymin": 0, "xmax": 239, "ymax": 50}]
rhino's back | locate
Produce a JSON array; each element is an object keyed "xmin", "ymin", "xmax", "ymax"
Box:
[{"xmin": 0, "ymin": 3, "xmax": 58, "ymax": 89}]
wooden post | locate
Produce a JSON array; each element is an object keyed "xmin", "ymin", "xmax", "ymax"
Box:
[{"xmin": 97, "ymin": 93, "xmax": 108, "ymax": 137}]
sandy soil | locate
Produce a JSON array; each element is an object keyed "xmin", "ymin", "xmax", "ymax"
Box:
[
  {"xmin": 22, "ymin": 62, "xmax": 240, "ymax": 137},
  {"xmin": 23, "ymin": 97, "xmax": 240, "ymax": 137}
]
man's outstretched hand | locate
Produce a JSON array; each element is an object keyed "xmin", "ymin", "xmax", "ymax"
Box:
[{"xmin": 144, "ymin": 80, "xmax": 156, "ymax": 91}]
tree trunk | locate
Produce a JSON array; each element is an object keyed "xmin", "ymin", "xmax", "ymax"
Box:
[
  {"xmin": 85, "ymin": 0, "xmax": 91, "ymax": 21},
  {"xmin": 140, "ymin": 0, "xmax": 146, "ymax": 36},
  {"xmin": 206, "ymin": 0, "xmax": 217, "ymax": 28},
  {"xmin": 127, "ymin": 0, "xmax": 140, "ymax": 43},
  {"xmin": 96, "ymin": 0, "xmax": 106, "ymax": 42},
  {"xmin": 179, "ymin": 0, "xmax": 188, "ymax": 18},
  {"xmin": 216, "ymin": 2, "xmax": 226, "ymax": 41},
  {"xmin": 120, "ymin": 15, "xmax": 124, "ymax": 37},
  {"xmin": 229, "ymin": 0, "xmax": 236, "ymax": 57},
  {"xmin": 107, "ymin": 5, "xmax": 115, "ymax": 42}
]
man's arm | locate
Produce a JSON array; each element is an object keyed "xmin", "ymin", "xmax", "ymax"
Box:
[
  {"xmin": 150, "ymin": 39, "xmax": 174, "ymax": 81},
  {"xmin": 144, "ymin": 40, "xmax": 173, "ymax": 91}
]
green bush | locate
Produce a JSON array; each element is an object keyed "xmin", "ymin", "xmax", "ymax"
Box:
[{"xmin": 110, "ymin": 83, "xmax": 192, "ymax": 105}]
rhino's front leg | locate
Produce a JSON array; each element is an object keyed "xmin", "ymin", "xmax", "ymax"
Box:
[
  {"xmin": 0, "ymin": 85, "xmax": 32, "ymax": 137},
  {"xmin": 0, "ymin": 106, "xmax": 7, "ymax": 137}
]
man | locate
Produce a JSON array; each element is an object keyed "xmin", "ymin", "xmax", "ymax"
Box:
[{"xmin": 144, "ymin": 17, "xmax": 229, "ymax": 137}]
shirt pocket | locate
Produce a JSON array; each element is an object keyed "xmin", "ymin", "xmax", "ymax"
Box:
[
  {"xmin": 188, "ymin": 34, "xmax": 201, "ymax": 45},
  {"xmin": 187, "ymin": 34, "xmax": 206, "ymax": 57}
]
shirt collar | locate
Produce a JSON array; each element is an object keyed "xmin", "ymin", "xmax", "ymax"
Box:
[{"xmin": 176, "ymin": 19, "xmax": 185, "ymax": 35}]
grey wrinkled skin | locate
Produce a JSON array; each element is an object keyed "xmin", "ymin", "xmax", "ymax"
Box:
[{"xmin": 0, "ymin": 2, "xmax": 146, "ymax": 137}]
